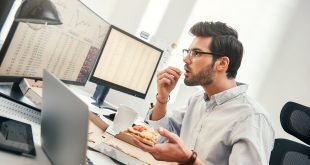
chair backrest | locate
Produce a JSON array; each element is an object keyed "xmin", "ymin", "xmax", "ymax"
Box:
[
  {"xmin": 270, "ymin": 138, "xmax": 310, "ymax": 165},
  {"xmin": 280, "ymin": 102, "xmax": 310, "ymax": 145},
  {"xmin": 269, "ymin": 102, "xmax": 310, "ymax": 165}
]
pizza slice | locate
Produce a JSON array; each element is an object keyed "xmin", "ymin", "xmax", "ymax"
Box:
[{"xmin": 126, "ymin": 124, "xmax": 160, "ymax": 146}]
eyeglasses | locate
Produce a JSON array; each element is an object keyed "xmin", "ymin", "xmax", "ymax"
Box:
[{"xmin": 182, "ymin": 49, "xmax": 223, "ymax": 59}]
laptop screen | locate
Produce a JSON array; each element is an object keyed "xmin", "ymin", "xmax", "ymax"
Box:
[{"xmin": 41, "ymin": 70, "xmax": 89, "ymax": 165}]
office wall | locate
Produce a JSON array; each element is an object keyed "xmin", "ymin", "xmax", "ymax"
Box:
[
  {"xmin": 80, "ymin": 0, "xmax": 149, "ymax": 34},
  {"xmin": 256, "ymin": 0, "xmax": 310, "ymax": 141},
  {"xmin": 150, "ymin": 0, "xmax": 197, "ymax": 48},
  {"xmin": 80, "ymin": 0, "xmax": 119, "ymax": 23}
]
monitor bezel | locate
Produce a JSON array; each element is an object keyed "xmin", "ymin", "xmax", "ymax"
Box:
[{"xmin": 89, "ymin": 25, "xmax": 163, "ymax": 99}]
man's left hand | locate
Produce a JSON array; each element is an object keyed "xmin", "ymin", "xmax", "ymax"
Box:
[{"xmin": 133, "ymin": 127, "xmax": 192, "ymax": 163}]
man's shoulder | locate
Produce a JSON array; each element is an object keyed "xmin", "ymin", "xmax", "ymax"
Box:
[
  {"xmin": 220, "ymin": 94, "xmax": 270, "ymax": 118},
  {"xmin": 225, "ymin": 95, "xmax": 274, "ymax": 132},
  {"xmin": 232, "ymin": 95, "xmax": 273, "ymax": 124},
  {"xmin": 243, "ymin": 96, "xmax": 269, "ymax": 114}
]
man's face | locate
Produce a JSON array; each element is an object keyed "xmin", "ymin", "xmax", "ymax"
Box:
[{"xmin": 183, "ymin": 37, "xmax": 216, "ymax": 86}]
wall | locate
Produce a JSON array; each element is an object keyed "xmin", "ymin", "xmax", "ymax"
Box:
[
  {"xmin": 80, "ymin": 0, "xmax": 119, "ymax": 23},
  {"xmin": 256, "ymin": 0, "xmax": 310, "ymax": 141},
  {"xmin": 150, "ymin": 0, "xmax": 197, "ymax": 49},
  {"xmin": 80, "ymin": 0, "xmax": 149, "ymax": 34}
]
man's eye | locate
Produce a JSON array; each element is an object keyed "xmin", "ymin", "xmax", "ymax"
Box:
[{"xmin": 192, "ymin": 51, "xmax": 199, "ymax": 56}]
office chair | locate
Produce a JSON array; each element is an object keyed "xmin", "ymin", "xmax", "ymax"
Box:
[{"xmin": 269, "ymin": 101, "xmax": 310, "ymax": 165}]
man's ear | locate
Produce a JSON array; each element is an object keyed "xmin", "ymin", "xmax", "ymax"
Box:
[{"xmin": 216, "ymin": 56, "xmax": 230, "ymax": 71}]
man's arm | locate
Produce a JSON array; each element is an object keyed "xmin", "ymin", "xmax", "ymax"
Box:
[
  {"xmin": 229, "ymin": 114, "xmax": 275, "ymax": 165},
  {"xmin": 150, "ymin": 66, "xmax": 182, "ymax": 121},
  {"xmin": 150, "ymin": 94, "xmax": 168, "ymax": 120}
]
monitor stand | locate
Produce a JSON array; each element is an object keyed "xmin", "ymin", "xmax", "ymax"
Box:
[{"xmin": 91, "ymin": 85, "xmax": 116, "ymax": 112}]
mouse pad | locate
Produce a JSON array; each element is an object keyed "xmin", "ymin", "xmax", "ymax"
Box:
[{"xmin": 0, "ymin": 116, "xmax": 36, "ymax": 157}]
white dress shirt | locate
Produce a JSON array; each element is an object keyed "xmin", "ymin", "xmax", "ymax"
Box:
[{"xmin": 146, "ymin": 84, "xmax": 275, "ymax": 165}]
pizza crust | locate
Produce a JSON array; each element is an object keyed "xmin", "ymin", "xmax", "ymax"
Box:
[
  {"xmin": 131, "ymin": 132, "xmax": 156, "ymax": 146},
  {"xmin": 126, "ymin": 124, "xmax": 159, "ymax": 146}
]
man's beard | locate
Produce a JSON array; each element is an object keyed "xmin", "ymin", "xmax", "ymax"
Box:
[{"xmin": 184, "ymin": 64, "xmax": 215, "ymax": 86}]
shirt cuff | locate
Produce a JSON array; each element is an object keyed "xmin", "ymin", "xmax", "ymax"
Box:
[{"xmin": 145, "ymin": 109, "xmax": 171, "ymax": 130}]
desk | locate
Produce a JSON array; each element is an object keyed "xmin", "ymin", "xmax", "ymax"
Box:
[
  {"xmin": 0, "ymin": 85, "xmax": 119, "ymax": 165},
  {"xmin": 0, "ymin": 144, "xmax": 51, "ymax": 165}
]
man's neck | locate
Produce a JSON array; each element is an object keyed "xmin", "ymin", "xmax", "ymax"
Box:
[{"xmin": 203, "ymin": 78, "xmax": 237, "ymax": 99}]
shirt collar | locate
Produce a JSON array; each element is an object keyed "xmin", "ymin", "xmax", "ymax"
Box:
[{"xmin": 205, "ymin": 83, "xmax": 248, "ymax": 105}]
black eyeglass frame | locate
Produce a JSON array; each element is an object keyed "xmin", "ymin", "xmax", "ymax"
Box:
[{"xmin": 182, "ymin": 49, "xmax": 224, "ymax": 58}]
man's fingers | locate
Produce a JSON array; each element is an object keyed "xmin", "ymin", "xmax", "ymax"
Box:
[
  {"xmin": 156, "ymin": 67, "xmax": 182, "ymax": 89},
  {"xmin": 167, "ymin": 66, "xmax": 182, "ymax": 75},
  {"xmin": 157, "ymin": 70, "xmax": 166, "ymax": 77},
  {"xmin": 158, "ymin": 76, "xmax": 175, "ymax": 86},
  {"xmin": 157, "ymin": 127, "xmax": 179, "ymax": 143},
  {"xmin": 166, "ymin": 68, "xmax": 182, "ymax": 79},
  {"xmin": 157, "ymin": 67, "xmax": 182, "ymax": 80},
  {"xmin": 158, "ymin": 72, "xmax": 179, "ymax": 81},
  {"xmin": 157, "ymin": 73, "xmax": 174, "ymax": 80},
  {"xmin": 158, "ymin": 69, "xmax": 180, "ymax": 81},
  {"xmin": 132, "ymin": 137, "xmax": 155, "ymax": 152}
]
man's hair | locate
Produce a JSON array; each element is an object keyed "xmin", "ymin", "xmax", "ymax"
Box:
[{"xmin": 190, "ymin": 21, "xmax": 243, "ymax": 78}]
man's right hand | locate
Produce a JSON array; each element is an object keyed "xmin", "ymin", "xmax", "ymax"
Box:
[{"xmin": 156, "ymin": 66, "xmax": 182, "ymax": 102}]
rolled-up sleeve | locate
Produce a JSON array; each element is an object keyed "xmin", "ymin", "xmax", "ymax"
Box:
[
  {"xmin": 145, "ymin": 108, "xmax": 186, "ymax": 142},
  {"xmin": 145, "ymin": 109, "xmax": 171, "ymax": 130}
]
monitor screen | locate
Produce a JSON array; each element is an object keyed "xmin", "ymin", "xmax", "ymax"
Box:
[
  {"xmin": 90, "ymin": 25, "xmax": 163, "ymax": 99},
  {"xmin": 0, "ymin": 0, "xmax": 110, "ymax": 85}
]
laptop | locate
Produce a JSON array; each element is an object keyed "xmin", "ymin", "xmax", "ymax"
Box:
[{"xmin": 41, "ymin": 70, "xmax": 89, "ymax": 165}]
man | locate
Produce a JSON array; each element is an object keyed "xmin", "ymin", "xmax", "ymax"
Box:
[{"xmin": 134, "ymin": 21, "xmax": 274, "ymax": 165}]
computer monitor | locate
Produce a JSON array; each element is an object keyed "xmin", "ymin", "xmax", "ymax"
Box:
[
  {"xmin": 89, "ymin": 25, "xmax": 163, "ymax": 105},
  {"xmin": 0, "ymin": 0, "xmax": 110, "ymax": 85}
]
